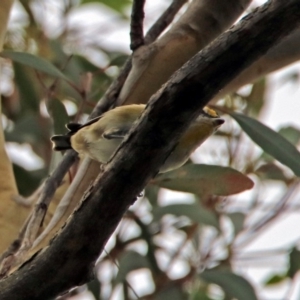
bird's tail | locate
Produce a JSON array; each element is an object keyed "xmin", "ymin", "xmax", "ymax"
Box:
[{"xmin": 51, "ymin": 135, "xmax": 72, "ymax": 151}]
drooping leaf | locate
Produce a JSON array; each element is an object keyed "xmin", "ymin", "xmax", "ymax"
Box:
[
  {"xmin": 108, "ymin": 52, "xmax": 129, "ymax": 67},
  {"xmin": 13, "ymin": 63, "xmax": 40, "ymax": 112},
  {"xmin": 190, "ymin": 290, "xmax": 214, "ymax": 300},
  {"xmin": 155, "ymin": 285, "xmax": 188, "ymax": 300},
  {"xmin": 278, "ymin": 126, "xmax": 300, "ymax": 145},
  {"xmin": 87, "ymin": 279, "xmax": 101, "ymax": 300},
  {"xmin": 153, "ymin": 203, "xmax": 220, "ymax": 230},
  {"xmin": 287, "ymin": 247, "xmax": 300, "ymax": 278},
  {"xmin": 228, "ymin": 212, "xmax": 245, "ymax": 235},
  {"xmin": 201, "ymin": 270, "xmax": 257, "ymax": 300},
  {"xmin": 115, "ymin": 251, "xmax": 150, "ymax": 283},
  {"xmin": 264, "ymin": 273, "xmax": 287, "ymax": 285},
  {"xmin": 153, "ymin": 164, "xmax": 253, "ymax": 197},
  {"xmin": 2, "ymin": 50, "xmax": 67, "ymax": 79},
  {"xmin": 81, "ymin": 0, "xmax": 132, "ymax": 14},
  {"xmin": 231, "ymin": 112, "xmax": 300, "ymax": 177},
  {"xmin": 5, "ymin": 114, "xmax": 45, "ymax": 144},
  {"xmin": 245, "ymin": 79, "xmax": 266, "ymax": 117},
  {"xmin": 255, "ymin": 163, "xmax": 287, "ymax": 181},
  {"xmin": 46, "ymin": 98, "xmax": 69, "ymax": 135},
  {"xmin": 13, "ymin": 164, "xmax": 47, "ymax": 196},
  {"xmin": 144, "ymin": 185, "xmax": 159, "ymax": 206}
]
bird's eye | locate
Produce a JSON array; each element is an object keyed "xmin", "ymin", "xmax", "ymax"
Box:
[{"xmin": 202, "ymin": 106, "xmax": 219, "ymax": 118}]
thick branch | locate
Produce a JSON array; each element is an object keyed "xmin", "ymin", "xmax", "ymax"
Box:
[{"xmin": 0, "ymin": 1, "xmax": 299, "ymax": 299}]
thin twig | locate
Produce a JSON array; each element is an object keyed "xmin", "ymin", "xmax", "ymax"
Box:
[
  {"xmin": 91, "ymin": 59, "xmax": 132, "ymax": 117},
  {"xmin": 13, "ymin": 151, "xmax": 78, "ymax": 253},
  {"xmin": 130, "ymin": 0, "xmax": 146, "ymax": 51}
]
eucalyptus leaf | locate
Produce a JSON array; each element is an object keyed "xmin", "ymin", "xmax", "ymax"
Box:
[
  {"xmin": 228, "ymin": 212, "xmax": 245, "ymax": 235},
  {"xmin": 81, "ymin": 0, "xmax": 131, "ymax": 14},
  {"xmin": 255, "ymin": 163, "xmax": 287, "ymax": 181},
  {"xmin": 264, "ymin": 274, "xmax": 287, "ymax": 285},
  {"xmin": 231, "ymin": 112, "xmax": 300, "ymax": 177},
  {"xmin": 201, "ymin": 270, "xmax": 257, "ymax": 300},
  {"xmin": 153, "ymin": 164, "xmax": 253, "ymax": 196},
  {"xmin": 2, "ymin": 50, "xmax": 67, "ymax": 80},
  {"xmin": 278, "ymin": 126, "xmax": 300, "ymax": 145},
  {"xmin": 287, "ymin": 247, "xmax": 300, "ymax": 278},
  {"xmin": 190, "ymin": 290, "xmax": 214, "ymax": 300},
  {"xmin": 87, "ymin": 280, "xmax": 101, "ymax": 300},
  {"xmin": 115, "ymin": 251, "xmax": 150, "ymax": 283},
  {"xmin": 155, "ymin": 285, "xmax": 187, "ymax": 300},
  {"xmin": 153, "ymin": 203, "xmax": 220, "ymax": 230},
  {"xmin": 46, "ymin": 98, "xmax": 69, "ymax": 135},
  {"xmin": 246, "ymin": 79, "xmax": 266, "ymax": 117},
  {"xmin": 13, "ymin": 63, "xmax": 40, "ymax": 112}
]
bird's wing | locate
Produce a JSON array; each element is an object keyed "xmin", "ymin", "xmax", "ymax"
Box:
[
  {"xmin": 103, "ymin": 127, "xmax": 131, "ymax": 139},
  {"xmin": 66, "ymin": 116, "xmax": 102, "ymax": 134}
]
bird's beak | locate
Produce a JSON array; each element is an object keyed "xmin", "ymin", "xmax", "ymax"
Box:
[{"xmin": 214, "ymin": 118, "xmax": 225, "ymax": 128}]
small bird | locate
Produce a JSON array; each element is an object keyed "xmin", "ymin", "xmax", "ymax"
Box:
[{"xmin": 51, "ymin": 104, "xmax": 224, "ymax": 173}]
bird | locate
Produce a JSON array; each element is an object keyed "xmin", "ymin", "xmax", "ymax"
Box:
[{"xmin": 51, "ymin": 104, "xmax": 224, "ymax": 173}]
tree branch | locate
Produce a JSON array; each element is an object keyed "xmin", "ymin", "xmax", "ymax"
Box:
[
  {"xmin": 0, "ymin": 1, "xmax": 299, "ymax": 299},
  {"xmin": 130, "ymin": 0, "xmax": 146, "ymax": 51}
]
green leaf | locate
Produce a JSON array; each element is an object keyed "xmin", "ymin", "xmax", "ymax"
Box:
[
  {"xmin": 153, "ymin": 164, "xmax": 253, "ymax": 197},
  {"xmin": 245, "ymin": 79, "xmax": 266, "ymax": 117},
  {"xmin": 228, "ymin": 212, "xmax": 245, "ymax": 235},
  {"xmin": 155, "ymin": 285, "xmax": 188, "ymax": 300},
  {"xmin": 2, "ymin": 50, "xmax": 67, "ymax": 79},
  {"xmin": 87, "ymin": 279, "xmax": 101, "ymax": 300},
  {"xmin": 231, "ymin": 112, "xmax": 300, "ymax": 177},
  {"xmin": 287, "ymin": 247, "xmax": 300, "ymax": 278},
  {"xmin": 201, "ymin": 270, "xmax": 257, "ymax": 300},
  {"xmin": 255, "ymin": 163, "xmax": 287, "ymax": 181},
  {"xmin": 144, "ymin": 185, "xmax": 159, "ymax": 206},
  {"xmin": 115, "ymin": 251, "xmax": 150, "ymax": 283},
  {"xmin": 13, "ymin": 164, "xmax": 47, "ymax": 197},
  {"xmin": 81, "ymin": 0, "xmax": 131, "ymax": 14},
  {"xmin": 278, "ymin": 126, "xmax": 300, "ymax": 145},
  {"xmin": 46, "ymin": 98, "xmax": 69, "ymax": 135},
  {"xmin": 5, "ymin": 114, "xmax": 45, "ymax": 144},
  {"xmin": 108, "ymin": 52, "xmax": 129, "ymax": 67},
  {"xmin": 13, "ymin": 63, "xmax": 40, "ymax": 112},
  {"xmin": 264, "ymin": 274, "xmax": 287, "ymax": 285},
  {"xmin": 189, "ymin": 290, "xmax": 214, "ymax": 300},
  {"xmin": 153, "ymin": 203, "xmax": 220, "ymax": 230}
]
